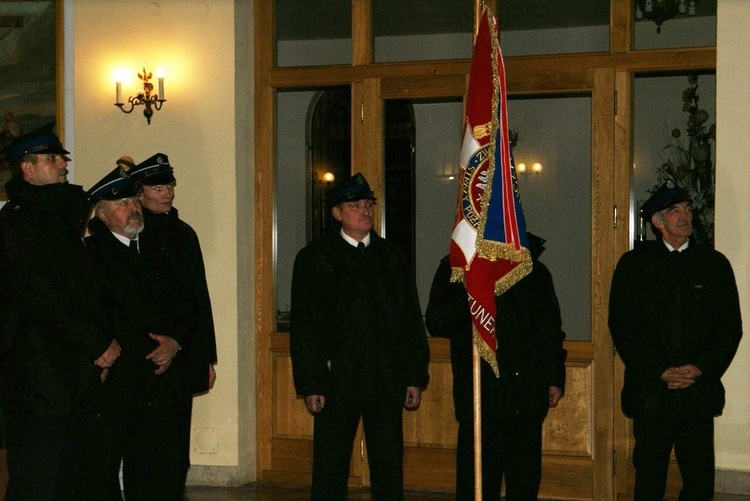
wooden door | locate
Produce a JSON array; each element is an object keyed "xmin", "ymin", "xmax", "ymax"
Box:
[{"xmin": 257, "ymin": 66, "xmax": 617, "ymax": 500}]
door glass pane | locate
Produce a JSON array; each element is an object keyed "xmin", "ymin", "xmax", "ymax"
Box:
[
  {"xmin": 275, "ymin": 87, "xmax": 351, "ymax": 331},
  {"xmin": 407, "ymin": 99, "xmax": 464, "ymax": 313},
  {"xmin": 634, "ymin": 0, "xmax": 716, "ymax": 49},
  {"xmin": 498, "ymin": 0, "xmax": 609, "ymax": 56},
  {"xmin": 275, "ymin": 0, "xmax": 351, "ymax": 67},
  {"xmin": 310, "ymin": 89, "xmax": 351, "ymax": 242},
  {"xmin": 507, "ymin": 95, "xmax": 592, "ymax": 341},
  {"xmin": 374, "ymin": 1, "xmax": 473, "ymax": 63},
  {"xmin": 633, "ymin": 72, "xmax": 716, "ymax": 247},
  {"xmin": 384, "ymin": 101, "xmax": 416, "ymax": 269}
]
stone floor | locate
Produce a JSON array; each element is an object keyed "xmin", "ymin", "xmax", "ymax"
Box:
[{"xmin": 184, "ymin": 484, "xmax": 750, "ymax": 501}]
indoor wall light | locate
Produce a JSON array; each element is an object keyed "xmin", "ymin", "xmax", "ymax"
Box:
[
  {"xmin": 115, "ymin": 67, "xmax": 167, "ymax": 124},
  {"xmin": 635, "ymin": 0, "xmax": 697, "ymax": 34},
  {"xmin": 516, "ymin": 162, "xmax": 543, "ymax": 174}
]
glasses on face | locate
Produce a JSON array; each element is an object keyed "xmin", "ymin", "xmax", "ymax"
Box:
[{"xmin": 341, "ymin": 200, "xmax": 377, "ymax": 212}]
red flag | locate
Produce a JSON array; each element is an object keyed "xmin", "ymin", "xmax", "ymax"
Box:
[{"xmin": 449, "ymin": 7, "xmax": 532, "ymax": 377}]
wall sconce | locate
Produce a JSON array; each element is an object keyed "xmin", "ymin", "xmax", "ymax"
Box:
[
  {"xmin": 516, "ymin": 162, "xmax": 543, "ymax": 174},
  {"xmin": 115, "ymin": 67, "xmax": 167, "ymax": 125}
]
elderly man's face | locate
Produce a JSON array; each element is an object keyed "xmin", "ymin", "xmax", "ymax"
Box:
[
  {"xmin": 140, "ymin": 183, "xmax": 175, "ymax": 214},
  {"xmin": 332, "ymin": 199, "xmax": 375, "ymax": 240},
  {"xmin": 97, "ymin": 197, "xmax": 144, "ymax": 239},
  {"xmin": 22, "ymin": 153, "xmax": 69, "ymax": 186},
  {"xmin": 652, "ymin": 201, "xmax": 693, "ymax": 247}
]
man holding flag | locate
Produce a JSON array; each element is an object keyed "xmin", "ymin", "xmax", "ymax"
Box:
[
  {"xmin": 429, "ymin": 6, "xmax": 567, "ymax": 500},
  {"xmin": 449, "ymin": 6, "xmax": 532, "ymax": 376}
]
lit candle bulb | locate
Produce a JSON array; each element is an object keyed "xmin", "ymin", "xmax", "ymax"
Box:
[
  {"xmin": 115, "ymin": 81, "xmax": 122, "ymax": 104},
  {"xmin": 157, "ymin": 67, "xmax": 166, "ymax": 100}
]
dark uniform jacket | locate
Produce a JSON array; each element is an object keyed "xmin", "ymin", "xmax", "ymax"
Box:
[
  {"xmin": 139, "ymin": 206, "xmax": 218, "ymax": 395},
  {"xmin": 608, "ymin": 239, "xmax": 742, "ymax": 418},
  {"xmin": 289, "ymin": 229, "xmax": 430, "ymax": 404},
  {"xmin": 85, "ymin": 216, "xmax": 193, "ymax": 405},
  {"xmin": 425, "ymin": 250, "xmax": 567, "ymax": 423},
  {"xmin": 0, "ymin": 178, "xmax": 110, "ymax": 417}
]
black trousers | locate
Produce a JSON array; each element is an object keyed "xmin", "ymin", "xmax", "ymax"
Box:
[
  {"xmin": 632, "ymin": 415, "xmax": 715, "ymax": 501},
  {"xmin": 455, "ymin": 411, "xmax": 543, "ymax": 501},
  {"xmin": 78, "ymin": 372, "xmax": 183, "ymax": 501},
  {"xmin": 176, "ymin": 395, "xmax": 194, "ymax": 500},
  {"xmin": 311, "ymin": 396, "xmax": 404, "ymax": 501},
  {"xmin": 2, "ymin": 411, "xmax": 88, "ymax": 501}
]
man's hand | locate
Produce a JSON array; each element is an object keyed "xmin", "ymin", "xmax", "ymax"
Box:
[
  {"xmin": 661, "ymin": 364, "xmax": 703, "ymax": 389},
  {"xmin": 549, "ymin": 386, "xmax": 563, "ymax": 408},
  {"xmin": 404, "ymin": 386, "xmax": 422, "ymax": 411},
  {"xmin": 94, "ymin": 339, "xmax": 121, "ymax": 369},
  {"xmin": 146, "ymin": 333, "xmax": 181, "ymax": 373},
  {"xmin": 208, "ymin": 364, "xmax": 217, "ymax": 389},
  {"xmin": 305, "ymin": 394, "xmax": 325, "ymax": 415},
  {"xmin": 154, "ymin": 359, "xmax": 173, "ymax": 375}
]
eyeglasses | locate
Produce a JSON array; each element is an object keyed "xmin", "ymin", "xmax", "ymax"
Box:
[{"xmin": 341, "ymin": 200, "xmax": 377, "ymax": 211}]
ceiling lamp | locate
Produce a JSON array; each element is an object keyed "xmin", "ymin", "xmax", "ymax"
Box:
[{"xmin": 635, "ymin": 0, "xmax": 697, "ymax": 34}]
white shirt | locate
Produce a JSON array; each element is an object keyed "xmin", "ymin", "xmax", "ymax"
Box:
[{"xmin": 340, "ymin": 228, "xmax": 370, "ymax": 248}]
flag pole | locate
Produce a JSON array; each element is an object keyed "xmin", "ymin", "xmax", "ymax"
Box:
[
  {"xmin": 471, "ymin": 5, "xmax": 487, "ymax": 501},
  {"xmin": 451, "ymin": 5, "xmax": 531, "ymax": 501},
  {"xmin": 472, "ymin": 339, "xmax": 483, "ymax": 501},
  {"xmin": 472, "ymin": 4, "xmax": 485, "ymax": 501}
]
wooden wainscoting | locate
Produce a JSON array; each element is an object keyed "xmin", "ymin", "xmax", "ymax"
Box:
[{"xmin": 264, "ymin": 334, "xmax": 596, "ymax": 498}]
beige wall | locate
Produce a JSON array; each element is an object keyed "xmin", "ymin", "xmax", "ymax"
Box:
[
  {"xmin": 716, "ymin": 0, "xmax": 750, "ymax": 478},
  {"xmin": 66, "ymin": 0, "xmax": 254, "ymax": 483}
]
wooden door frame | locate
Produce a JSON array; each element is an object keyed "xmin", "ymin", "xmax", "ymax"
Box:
[{"xmin": 254, "ymin": 1, "xmax": 716, "ymax": 497}]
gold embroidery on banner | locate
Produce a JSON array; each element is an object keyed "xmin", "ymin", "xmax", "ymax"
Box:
[
  {"xmin": 450, "ymin": 267, "xmax": 465, "ymax": 283},
  {"xmin": 473, "ymin": 325, "xmax": 499, "ymax": 377},
  {"xmin": 475, "ymin": 12, "xmax": 501, "ymax": 249},
  {"xmin": 494, "ymin": 259, "xmax": 533, "ymax": 296},
  {"xmin": 472, "ymin": 123, "xmax": 492, "ymax": 141}
]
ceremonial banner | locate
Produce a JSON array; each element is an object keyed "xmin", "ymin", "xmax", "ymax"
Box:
[{"xmin": 449, "ymin": 7, "xmax": 532, "ymax": 376}]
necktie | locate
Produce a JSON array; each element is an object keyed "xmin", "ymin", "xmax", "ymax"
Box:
[
  {"xmin": 357, "ymin": 242, "xmax": 366, "ymax": 256},
  {"xmin": 129, "ymin": 239, "xmax": 139, "ymax": 255}
]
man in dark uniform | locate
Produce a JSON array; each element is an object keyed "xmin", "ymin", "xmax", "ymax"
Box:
[
  {"xmin": 0, "ymin": 125, "xmax": 120, "ymax": 500},
  {"xmin": 609, "ymin": 184, "xmax": 742, "ymax": 500},
  {"xmin": 84, "ymin": 164, "xmax": 189, "ymax": 500},
  {"xmin": 425, "ymin": 233, "xmax": 567, "ymax": 501},
  {"xmin": 127, "ymin": 153, "xmax": 218, "ymax": 497},
  {"xmin": 289, "ymin": 173, "xmax": 430, "ymax": 501}
]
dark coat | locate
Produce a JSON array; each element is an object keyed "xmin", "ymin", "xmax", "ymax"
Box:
[
  {"xmin": 0, "ymin": 178, "xmax": 110, "ymax": 417},
  {"xmin": 85, "ymin": 216, "xmax": 192, "ymax": 404},
  {"xmin": 289, "ymin": 229, "xmax": 430, "ymax": 404},
  {"xmin": 425, "ymin": 253, "xmax": 567, "ymax": 423},
  {"xmin": 139, "ymin": 207, "xmax": 218, "ymax": 395},
  {"xmin": 608, "ymin": 239, "xmax": 742, "ymax": 418}
]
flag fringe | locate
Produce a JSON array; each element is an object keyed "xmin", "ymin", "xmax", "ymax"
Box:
[
  {"xmin": 473, "ymin": 325, "xmax": 500, "ymax": 377},
  {"xmin": 450, "ymin": 267, "xmax": 465, "ymax": 283},
  {"xmin": 494, "ymin": 257, "xmax": 532, "ymax": 296}
]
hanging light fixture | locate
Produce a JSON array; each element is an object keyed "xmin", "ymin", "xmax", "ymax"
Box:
[{"xmin": 635, "ymin": 0, "xmax": 698, "ymax": 34}]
